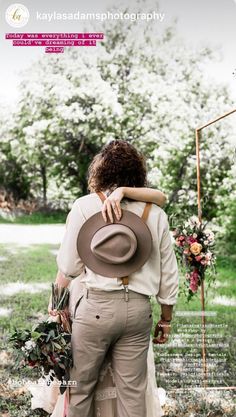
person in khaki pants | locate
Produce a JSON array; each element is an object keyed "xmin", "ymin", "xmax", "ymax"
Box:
[{"xmin": 50, "ymin": 140, "xmax": 179, "ymax": 417}]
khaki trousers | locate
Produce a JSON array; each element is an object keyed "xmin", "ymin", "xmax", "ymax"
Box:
[{"xmin": 68, "ymin": 288, "xmax": 153, "ymax": 417}]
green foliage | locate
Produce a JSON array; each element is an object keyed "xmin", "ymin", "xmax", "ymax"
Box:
[
  {"xmin": 8, "ymin": 319, "xmax": 72, "ymax": 383},
  {"xmin": 0, "ymin": 140, "xmax": 31, "ymax": 201},
  {"xmin": 223, "ymin": 199, "xmax": 236, "ymax": 255},
  {"xmin": 0, "ymin": 0, "xmax": 235, "ymax": 223}
]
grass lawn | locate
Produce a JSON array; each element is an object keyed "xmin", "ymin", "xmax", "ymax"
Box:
[
  {"xmin": 0, "ymin": 243, "xmax": 235, "ymax": 416},
  {"xmin": 0, "ymin": 211, "xmax": 67, "ymax": 225}
]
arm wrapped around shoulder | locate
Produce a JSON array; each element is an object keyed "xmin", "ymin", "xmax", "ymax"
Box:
[
  {"xmin": 56, "ymin": 200, "xmax": 85, "ymax": 279},
  {"xmin": 156, "ymin": 212, "xmax": 179, "ymax": 305}
]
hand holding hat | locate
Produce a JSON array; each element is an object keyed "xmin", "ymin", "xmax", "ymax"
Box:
[
  {"xmin": 101, "ymin": 187, "xmax": 124, "ymax": 223},
  {"xmin": 77, "ymin": 200, "xmax": 152, "ymax": 278}
]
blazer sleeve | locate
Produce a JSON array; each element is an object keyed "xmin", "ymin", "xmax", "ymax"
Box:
[
  {"xmin": 156, "ymin": 212, "xmax": 179, "ymax": 305},
  {"xmin": 56, "ymin": 200, "xmax": 85, "ymax": 279}
]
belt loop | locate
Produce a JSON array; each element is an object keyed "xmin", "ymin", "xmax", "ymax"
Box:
[
  {"xmin": 86, "ymin": 288, "xmax": 89, "ymax": 298},
  {"xmin": 121, "ymin": 276, "xmax": 129, "ymax": 302},
  {"xmin": 124, "ymin": 285, "xmax": 129, "ymax": 302}
]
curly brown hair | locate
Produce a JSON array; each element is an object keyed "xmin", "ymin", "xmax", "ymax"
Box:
[{"xmin": 88, "ymin": 140, "xmax": 147, "ymax": 192}]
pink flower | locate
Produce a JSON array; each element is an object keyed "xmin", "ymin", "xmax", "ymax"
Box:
[
  {"xmin": 204, "ymin": 254, "xmax": 212, "ymax": 265},
  {"xmin": 184, "ymin": 248, "xmax": 191, "ymax": 255},
  {"xmin": 195, "ymin": 255, "xmax": 202, "ymax": 262},
  {"xmin": 187, "ymin": 236, "xmax": 198, "ymax": 244},
  {"xmin": 191, "ymin": 270, "xmax": 199, "ymax": 280},
  {"xmin": 175, "ymin": 237, "xmax": 185, "ymax": 247},
  {"xmin": 205, "ymin": 253, "xmax": 212, "ymax": 265},
  {"xmin": 190, "ymin": 280, "xmax": 199, "ymax": 293},
  {"xmin": 189, "ymin": 270, "xmax": 200, "ymax": 293}
]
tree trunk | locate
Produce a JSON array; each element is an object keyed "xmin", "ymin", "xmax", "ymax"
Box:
[{"xmin": 40, "ymin": 164, "xmax": 47, "ymax": 207}]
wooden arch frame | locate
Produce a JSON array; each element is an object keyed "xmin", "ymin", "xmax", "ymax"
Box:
[{"xmin": 195, "ymin": 108, "xmax": 236, "ymax": 386}]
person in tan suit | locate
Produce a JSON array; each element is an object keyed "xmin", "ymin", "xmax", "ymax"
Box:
[{"xmin": 50, "ymin": 140, "xmax": 179, "ymax": 417}]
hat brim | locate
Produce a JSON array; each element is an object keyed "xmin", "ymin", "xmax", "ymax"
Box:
[{"xmin": 77, "ymin": 209, "xmax": 152, "ymax": 278}]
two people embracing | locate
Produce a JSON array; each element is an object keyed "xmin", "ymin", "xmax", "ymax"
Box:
[{"xmin": 49, "ymin": 140, "xmax": 179, "ymax": 417}]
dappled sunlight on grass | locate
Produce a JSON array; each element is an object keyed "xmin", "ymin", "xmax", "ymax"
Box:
[
  {"xmin": 0, "ymin": 282, "xmax": 51, "ymax": 297},
  {"xmin": 211, "ymin": 295, "xmax": 236, "ymax": 307},
  {"xmin": 0, "ymin": 224, "xmax": 65, "ymax": 245},
  {"xmin": 0, "ymin": 243, "xmax": 58, "ymax": 284},
  {"xmin": 0, "ymin": 307, "xmax": 12, "ymax": 317}
]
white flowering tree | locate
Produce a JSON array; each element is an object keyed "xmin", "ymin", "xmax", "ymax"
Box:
[
  {"xmin": 2, "ymin": 0, "xmax": 235, "ymax": 219},
  {"xmin": 6, "ymin": 50, "xmax": 124, "ymax": 204}
]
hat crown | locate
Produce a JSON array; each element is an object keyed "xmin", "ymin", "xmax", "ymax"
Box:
[
  {"xmin": 77, "ymin": 205, "xmax": 153, "ymax": 278},
  {"xmin": 90, "ymin": 224, "xmax": 137, "ymax": 265}
]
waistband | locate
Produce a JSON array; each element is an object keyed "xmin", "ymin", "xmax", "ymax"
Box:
[{"xmin": 84, "ymin": 288, "xmax": 150, "ymax": 300}]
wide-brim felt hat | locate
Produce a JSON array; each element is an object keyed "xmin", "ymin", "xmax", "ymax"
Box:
[{"xmin": 77, "ymin": 209, "xmax": 152, "ymax": 278}]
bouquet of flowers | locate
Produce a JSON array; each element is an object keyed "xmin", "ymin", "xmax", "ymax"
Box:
[
  {"xmin": 173, "ymin": 216, "xmax": 216, "ymax": 300},
  {"xmin": 9, "ymin": 284, "xmax": 72, "ymax": 393}
]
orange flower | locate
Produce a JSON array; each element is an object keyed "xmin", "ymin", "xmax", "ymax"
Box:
[{"xmin": 190, "ymin": 242, "xmax": 202, "ymax": 256}]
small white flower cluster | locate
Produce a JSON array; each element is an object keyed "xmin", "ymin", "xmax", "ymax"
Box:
[
  {"xmin": 21, "ymin": 339, "xmax": 36, "ymax": 352},
  {"xmin": 184, "ymin": 216, "xmax": 201, "ymax": 229},
  {"xmin": 204, "ymin": 229, "xmax": 215, "ymax": 244}
]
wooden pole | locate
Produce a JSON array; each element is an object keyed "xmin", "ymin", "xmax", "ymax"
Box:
[
  {"xmin": 195, "ymin": 128, "xmax": 207, "ymax": 387},
  {"xmin": 195, "ymin": 129, "xmax": 202, "ymax": 222},
  {"xmin": 195, "ymin": 108, "xmax": 236, "ymax": 388},
  {"xmin": 197, "ymin": 108, "xmax": 236, "ymax": 130}
]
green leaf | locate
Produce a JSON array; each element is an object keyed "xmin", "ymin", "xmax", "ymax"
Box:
[
  {"xmin": 29, "ymin": 353, "xmax": 38, "ymax": 360},
  {"xmin": 53, "ymin": 342, "xmax": 62, "ymax": 350},
  {"xmin": 31, "ymin": 331, "xmax": 42, "ymax": 340}
]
